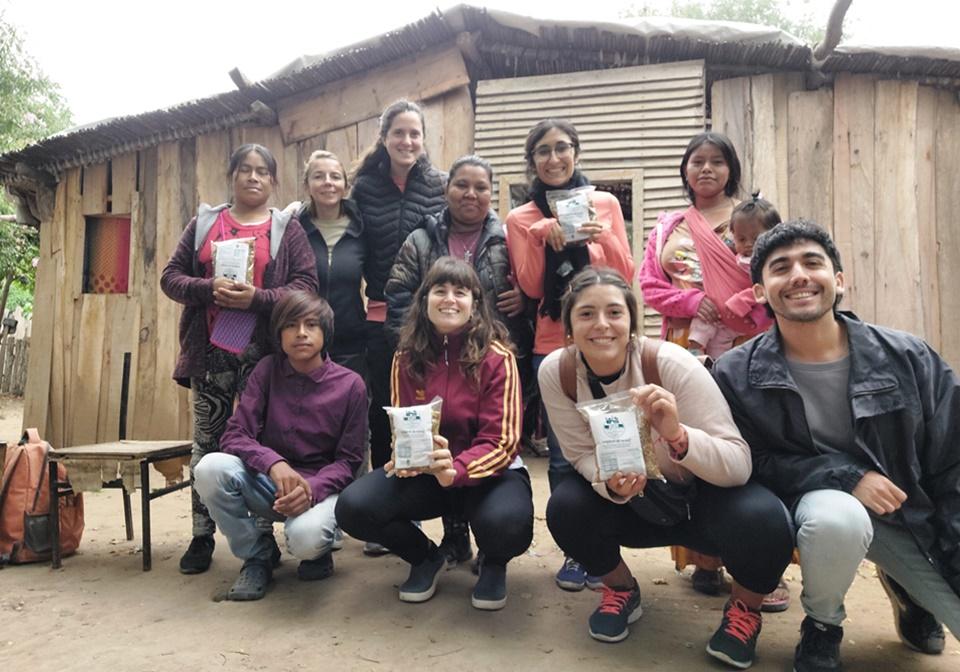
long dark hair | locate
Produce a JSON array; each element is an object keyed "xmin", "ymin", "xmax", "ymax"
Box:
[
  {"xmin": 679, "ymin": 132, "xmax": 741, "ymax": 203},
  {"xmin": 397, "ymin": 257, "xmax": 509, "ymax": 384},
  {"xmin": 352, "ymin": 99, "xmax": 429, "ymax": 179}
]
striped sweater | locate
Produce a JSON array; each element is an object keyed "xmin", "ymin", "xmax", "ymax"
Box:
[{"xmin": 391, "ymin": 333, "xmax": 521, "ymax": 487}]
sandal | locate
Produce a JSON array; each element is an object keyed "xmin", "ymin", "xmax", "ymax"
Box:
[
  {"xmin": 227, "ymin": 559, "xmax": 272, "ymax": 601},
  {"xmin": 760, "ymin": 577, "xmax": 791, "ymax": 613}
]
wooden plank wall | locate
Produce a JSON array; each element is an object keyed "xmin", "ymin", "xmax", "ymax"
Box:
[
  {"xmin": 23, "ymin": 51, "xmax": 478, "ymax": 444},
  {"xmin": 474, "ymin": 60, "xmax": 706, "ymax": 336},
  {"xmin": 713, "ymin": 72, "xmax": 960, "ymax": 367}
]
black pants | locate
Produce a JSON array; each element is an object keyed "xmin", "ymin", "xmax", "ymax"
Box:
[
  {"xmin": 364, "ymin": 320, "xmax": 393, "ymax": 469},
  {"xmin": 336, "ymin": 468, "xmax": 534, "ymax": 566},
  {"xmin": 546, "ymin": 476, "xmax": 794, "ymax": 595}
]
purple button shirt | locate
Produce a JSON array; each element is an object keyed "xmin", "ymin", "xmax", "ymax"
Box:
[{"xmin": 221, "ymin": 353, "xmax": 367, "ymax": 503}]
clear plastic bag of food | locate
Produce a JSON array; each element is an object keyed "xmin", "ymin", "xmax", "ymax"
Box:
[
  {"xmin": 546, "ymin": 186, "xmax": 596, "ymax": 243},
  {"xmin": 385, "ymin": 397, "xmax": 443, "ymax": 470},
  {"xmin": 576, "ymin": 391, "xmax": 662, "ymax": 482},
  {"xmin": 213, "ymin": 237, "xmax": 256, "ymax": 284}
]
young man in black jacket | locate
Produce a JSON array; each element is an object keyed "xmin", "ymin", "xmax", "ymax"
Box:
[{"xmin": 713, "ymin": 221, "xmax": 957, "ymax": 672}]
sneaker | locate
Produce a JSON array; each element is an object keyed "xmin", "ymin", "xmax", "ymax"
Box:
[
  {"xmin": 588, "ymin": 581, "xmax": 643, "ymax": 642},
  {"xmin": 556, "ymin": 557, "xmax": 588, "ymax": 591},
  {"xmin": 471, "ymin": 562, "xmax": 507, "ymax": 610},
  {"xmin": 793, "ymin": 616, "xmax": 843, "ymax": 672},
  {"xmin": 297, "ymin": 552, "xmax": 334, "ymax": 581},
  {"xmin": 706, "ymin": 599, "xmax": 763, "ymax": 669},
  {"xmin": 331, "ymin": 527, "xmax": 344, "ymax": 551},
  {"xmin": 439, "ymin": 528, "xmax": 473, "ymax": 568},
  {"xmin": 363, "ymin": 540, "xmax": 391, "ymax": 556},
  {"xmin": 226, "ymin": 558, "xmax": 272, "ymax": 601},
  {"xmin": 266, "ymin": 534, "xmax": 282, "ymax": 568},
  {"xmin": 179, "ymin": 534, "xmax": 215, "ymax": 574},
  {"xmin": 877, "ymin": 569, "xmax": 945, "ymax": 654},
  {"xmin": 692, "ymin": 567, "xmax": 724, "ymax": 596},
  {"xmin": 761, "ymin": 577, "xmax": 791, "ymax": 613},
  {"xmin": 398, "ymin": 552, "xmax": 446, "ymax": 603},
  {"xmin": 471, "ymin": 550, "xmax": 485, "ymax": 576}
]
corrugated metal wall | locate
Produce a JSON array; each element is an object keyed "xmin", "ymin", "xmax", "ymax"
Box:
[{"xmin": 474, "ymin": 60, "xmax": 706, "ymax": 335}]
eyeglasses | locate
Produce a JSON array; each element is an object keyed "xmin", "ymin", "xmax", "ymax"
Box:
[{"xmin": 532, "ymin": 142, "xmax": 576, "ymax": 161}]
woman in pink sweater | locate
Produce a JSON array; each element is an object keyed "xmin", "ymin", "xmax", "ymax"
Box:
[{"xmin": 505, "ymin": 119, "xmax": 634, "ymax": 591}]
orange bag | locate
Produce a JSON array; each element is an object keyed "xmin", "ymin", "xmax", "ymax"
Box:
[{"xmin": 0, "ymin": 428, "xmax": 84, "ymax": 564}]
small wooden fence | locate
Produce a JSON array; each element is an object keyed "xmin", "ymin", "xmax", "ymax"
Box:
[{"xmin": 0, "ymin": 336, "xmax": 29, "ymax": 396}]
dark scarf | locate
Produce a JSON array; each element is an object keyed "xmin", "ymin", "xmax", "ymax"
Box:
[{"xmin": 529, "ymin": 171, "xmax": 592, "ymax": 320}]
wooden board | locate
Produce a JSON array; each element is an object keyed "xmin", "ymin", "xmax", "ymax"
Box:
[
  {"xmin": 96, "ymin": 296, "xmax": 141, "ymax": 441},
  {"xmin": 439, "ymin": 85, "xmax": 475, "ymax": 170},
  {"xmin": 131, "ymin": 145, "xmax": 159, "ymax": 440},
  {"xmin": 915, "ymin": 86, "xmax": 940, "ymax": 349},
  {"xmin": 195, "ymin": 131, "xmax": 231, "ymax": 206},
  {"xmin": 71, "ymin": 294, "xmax": 107, "ymax": 445},
  {"xmin": 749, "ymin": 75, "xmax": 778, "ymax": 203},
  {"xmin": 477, "ymin": 60, "xmax": 704, "ymax": 96},
  {"xmin": 81, "ymin": 162, "xmax": 108, "ymax": 216},
  {"xmin": 324, "ymin": 125, "xmax": 359, "ymax": 169},
  {"xmin": 110, "ymin": 152, "xmax": 137, "ymax": 215},
  {"xmin": 154, "ymin": 141, "xmax": 188, "ymax": 439},
  {"xmin": 278, "ymin": 140, "xmax": 302, "ymax": 210},
  {"xmin": 873, "ymin": 80, "xmax": 922, "ymax": 334},
  {"xmin": 278, "ymin": 44, "xmax": 470, "ymax": 144},
  {"xmin": 787, "ymin": 89, "xmax": 834, "ymax": 233},
  {"xmin": 21, "ymin": 182, "xmax": 61, "ymax": 436},
  {"xmin": 935, "ymin": 89, "xmax": 960, "ymax": 368},
  {"xmin": 832, "ymin": 74, "xmax": 876, "ymax": 320},
  {"xmin": 772, "ymin": 73, "xmax": 805, "ymax": 217},
  {"xmin": 710, "ymin": 77, "xmax": 753, "ymax": 194}
]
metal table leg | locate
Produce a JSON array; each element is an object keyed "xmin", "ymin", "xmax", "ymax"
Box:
[
  {"xmin": 122, "ymin": 490, "xmax": 134, "ymax": 541},
  {"xmin": 140, "ymin": 459, "xmax": 152, "ymax": 571},
  {"xmin": 49, "ymin": 459, "xmax": 61, "ymax": 569}
]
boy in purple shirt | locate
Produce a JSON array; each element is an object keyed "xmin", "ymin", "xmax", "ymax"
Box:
[{"xmin": 195, "ymin": 291, "xmax": 367, "ymax": 601}]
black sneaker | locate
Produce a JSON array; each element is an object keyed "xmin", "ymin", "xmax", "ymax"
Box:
[
  {"xmin": 471, "ymin": 562, "xmax": 507, "ymax": 610},
  {"xmin": 877, "ymin": 569, "xmax": 945, "ymax": 655},
  {"xmin": 706, "ymin": 598, "xmax": 762, "ymax": 669},
  {"xmin": 692, "ymin": 567, "xmax": 724, "ymax": 596},
  {"xmin": 266, "ymin": 534, "xmax": 282, "ymax": 568},
  {"xmin": 297, "ymin": 552, "xmax": 334, "ymax": 581},
  {"xmin": 439, "ymin": 528, "xmax": 473, "ymax": 568},
  {"xmin": 398, "ymin": 551, "xmax": 446, "ymax": 603},
  {"xmin": 179, "ymin": 534, "xmax": 215, "ymax": 574},
  {"xmin": 588, "ymin": 581, "xmax": 642, "ymax": 643},
  {"xmin": 793, "ymin": 616, "xmax": 843, "ymax": 672}
]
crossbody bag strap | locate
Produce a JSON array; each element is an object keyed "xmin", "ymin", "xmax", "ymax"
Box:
[
  {"xmin": 558, "ymin": 345, "xmax": 578, "ymax": 402},
  {"xmin": 640, "ymin": 337, "xmax": 663, "ymax": 387}
]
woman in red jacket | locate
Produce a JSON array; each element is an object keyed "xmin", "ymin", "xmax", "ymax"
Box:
[{"xmin": 336, "ymin": 257, "xmax": 533, "ymax": 611}]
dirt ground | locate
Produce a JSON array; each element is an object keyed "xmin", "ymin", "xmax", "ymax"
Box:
[{"xmin": 1, "ymin": 397, "xmax": 957, "ymax": 672}]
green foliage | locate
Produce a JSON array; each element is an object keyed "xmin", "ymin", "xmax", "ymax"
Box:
[
  {"xmin": 5, "ymin": 279, "xmax": 34, "ymax": 317},
  {"xmin": 0, "ymin": 219, "xmax": 39, "ymax": 291},
  {"xmin": 0, "ymin": 13, "xmax": 72, "ymax": 154},
  {"xmin": 622, "ymin": 0, "xmax": 825, "ymax": 44}
]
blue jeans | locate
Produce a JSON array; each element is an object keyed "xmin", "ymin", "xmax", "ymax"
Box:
[
  {"xmin": 533, "ymin": 353, "xmax": 576, "ymax": 492},
  {"xmin": 194, "ymin": 453, "xmax": 338, "ymax": 561},
  {"xmin": 795, "ymin": 489, "xmax": 960, "ymax": 637}
]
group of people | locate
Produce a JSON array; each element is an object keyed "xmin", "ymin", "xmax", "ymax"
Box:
[{"xmin": 161, "ymin": 98, "xmax": 959, "ymax": 671}]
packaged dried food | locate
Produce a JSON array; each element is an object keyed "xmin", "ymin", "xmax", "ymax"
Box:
[
  {"xmin": 576, "ymin": 391, "xmax": 662, "ymax": 482},
  {"xmin": 213, "ymin": 237, "xmax": 256, "ymax": 284},
  {"xmin": 546, "ymin": 186, "xmax": 596, "ymax": 243},
  {"xmin": 385, "ymin": 397, "xmax": 443, "ymax": 470}
]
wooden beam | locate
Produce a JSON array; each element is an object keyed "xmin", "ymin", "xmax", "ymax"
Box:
[
  {"xmin": 81, "ymin": 162, "xmax": 108, "ymax": 215},
  {"xmin": 278, "ymin": 44, "xmax": 470, "ymax": 144},
  {"xmin": 229, "ymin": 67, "xmax": 253, "ymax": 90},
  {"xmin": 935, "ymin": 89, "xmax": 960, "ymax": 368}
]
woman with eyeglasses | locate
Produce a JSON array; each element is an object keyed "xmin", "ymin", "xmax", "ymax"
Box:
[{"xmin": 504, "ymin": 119, "xmax": 634, "ymax": 591}]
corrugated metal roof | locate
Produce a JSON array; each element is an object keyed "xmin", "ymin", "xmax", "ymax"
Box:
[{"xmin": 3, "ymin": 4, "xmax": 958, "ymax": 182}]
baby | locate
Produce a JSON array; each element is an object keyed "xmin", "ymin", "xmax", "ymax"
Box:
[{"xmin": 688, "ymin": 195, "xmax": 781, "ymax": 357}]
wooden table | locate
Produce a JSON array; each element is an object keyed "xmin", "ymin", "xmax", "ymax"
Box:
[{"xmin": 49, "ymin": 440, "xmax": 192, "ymax": 571}]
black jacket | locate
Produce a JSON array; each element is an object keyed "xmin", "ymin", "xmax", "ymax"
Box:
[
  {"xmin": 713, "ymin": 312, "xmax": 960, "ymax": 596},
  {"xmin": 352, "ymin": 157, "xmax": 446, "ymax": 302},
  {"xmin": 298, "ymin": 199, "xmax": 366, "ymax": 355},
  {"xmin": 384, "ymin": 208, "xmax": 525, "ymax": 347}
]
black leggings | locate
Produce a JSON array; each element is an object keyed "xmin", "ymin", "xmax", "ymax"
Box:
[
  {"xmin": 546, "ymin": 476, "xmax": 794, "ymax": 594},
  {"xmin": 336, "ymin": 467, "xmax": 534, "ymax": 566}
]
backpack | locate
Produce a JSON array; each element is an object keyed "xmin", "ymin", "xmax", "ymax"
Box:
[
  {"xmin": 558, "ymin": 338, "xmax": 698, "ymax": 526},
  {"xmin": 0, "ymin": 428, "xmax": 84, "ymax": 564}
]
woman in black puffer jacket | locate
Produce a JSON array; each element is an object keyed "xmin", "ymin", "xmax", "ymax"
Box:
[
  {"xmin": 351, "ymin": 99, "xmax": 446, "ymax": 556},
  {"xmin": 385, "ymin": 155, "xmax": 526, "ymax": 350}
]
